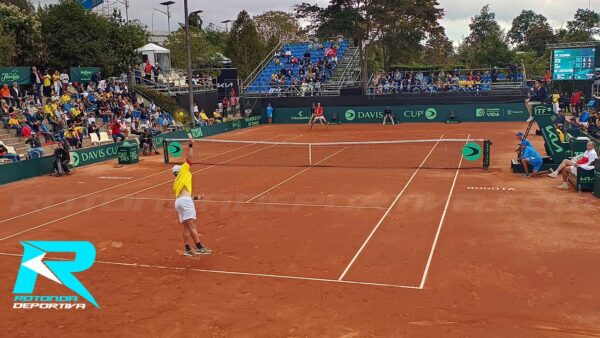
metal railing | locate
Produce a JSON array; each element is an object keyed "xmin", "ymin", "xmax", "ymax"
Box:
[
  {"xmin": 241, "ymin": 39, "xmax": 286, "ymax": 92},
  {"xmin": 133, "ymin": 73, "xmax": 216, "ymax": 95},
  {"xmin": 244, "ymin": 83, "xmax": 339, "ymax": 98},
  {"xmin": 336, "ymin": 47, "xmax": 361, "ymax": 90}
]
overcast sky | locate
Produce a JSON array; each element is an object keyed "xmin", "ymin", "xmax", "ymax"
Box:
[{"xmin": 36, "ymin": 0, "xmax": 597, "ymax": 43}]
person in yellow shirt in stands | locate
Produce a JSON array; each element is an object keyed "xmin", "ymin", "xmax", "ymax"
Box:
[
  {"xmin": 212, "ymin": 110, "xmax": 222, "ymax": 123},
  {"xmin": 171, "ymin": 135, "xmax": 211, "ymax": 257},
  {"xmin": 42, "ymin": 70, "xmax": 52, "ymax": 98},
  {"xmin": 52, "ymin": 70, "xmax": 61, "ymax": 95},
  {"xmin": 199, "ymin": 109, "xmax": 213, "ymax": 125},
  {"xmin": 551, "ymin": 89, "xmax": 560, "ymax": 114},
  {"xmin": 71, "ymin": 106, "xmax": 82, "ymax": 118},
  {"xmin": 61, "ymin": 93, "xmax": 71, "ymax": 105}
]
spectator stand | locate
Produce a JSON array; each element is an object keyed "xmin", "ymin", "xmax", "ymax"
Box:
[
  {"xmin": 242, "ymin": 39, "xmax": 352, "ymax": 97},
  {"xmin": 367, "ymin": 65, "xmax": 526, "ymax": 97}
]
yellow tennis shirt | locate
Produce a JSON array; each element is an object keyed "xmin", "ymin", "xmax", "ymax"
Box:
[{"xmin": 173, "ymin": 161, "xmax": 193, "ymax": 198}]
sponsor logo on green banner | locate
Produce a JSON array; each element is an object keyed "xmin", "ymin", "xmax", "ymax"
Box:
[
  {"xmin": 0, "ymin": 67, "xmax": 31, "ymax": 85},
  {"xmin": 462, "ymin": 142, "xmax": 483, "ymax": 161},
  {"xmin": 475, "ymin": 108, "xmax": 502, "ymax": 118},
  {"xmin": 580, "ymin": 176, "xmax": 594, "ymax": 183},
  {"xmin": 534, "ymin": 105, "xmax": 552, "ymax": 115},
  {"xmin": 291, "ymin": 111, "xmax": 310, "ymax": 121},
  {"xmin": 345, "ymin": 109, "xmax": 356, "ymax": 121},
  {"xmin": 403, "ymin": 108, "xmax": 437, "ymax": 120},
  {"xmin": 425, "ymin": 108, "xmax": 437, "ymax": 120}
]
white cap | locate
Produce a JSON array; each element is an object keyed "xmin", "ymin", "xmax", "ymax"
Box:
[{"xmin": 172, "ymin": 165, "xmax": 182, "ymax": 176}]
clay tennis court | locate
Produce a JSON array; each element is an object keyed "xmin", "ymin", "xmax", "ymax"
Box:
[{"xmin": 1, "ymin": 123, "xmax": 599, "ymax": 336}]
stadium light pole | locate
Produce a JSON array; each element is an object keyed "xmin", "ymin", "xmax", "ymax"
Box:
[
  {"xmin": 159, "ymin": 1, "xmax": 175, "ymax": 34},
  {"xmin": 184, "ymin": 0, "xmax": 196, "ymax": 126},
  {"xmin": 221, "ymin": 19, "xmax": 231, "ymax": 32}
]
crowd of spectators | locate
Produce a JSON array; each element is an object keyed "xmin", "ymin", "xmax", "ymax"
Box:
[
  {"xmin": 369, "ymin": 65, "xmax": 523, "ymax": 95},
  {"xmin": 0, "ymin": 67, "xmax": 176, "ymax": 163},
  {"xmin": 193, "ymin": 88, "xmax": 239, "ymax": 126},
  {"xmin": 267, "ymin": 43, "xmax": 339, "ymax": 96}
]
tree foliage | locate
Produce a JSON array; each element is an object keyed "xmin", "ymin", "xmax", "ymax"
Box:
[
  {"xmin": 507, "ymin": 10, "xmax": 551, "ymax": 46},
  {"xmin": 164, "ymin": 27, "xmax": 221, "ymax": 69},
  {"xmin": 254, "ymin": 11, "xmax": 301, "ymax": 47},
  {"xmin": 567, "ymin": 9, "xmax": 600, "ymax": 39},
  {"xmin": 225, "ymin": 10, "xmax": 265, "ymax": 79},
  {"xmin": 457, "ymin": 5, "xmax": 514, "ymax": 67},
  {"xmin": 0, "ymin": 2, "xmax": 44, "ymax": 66}
]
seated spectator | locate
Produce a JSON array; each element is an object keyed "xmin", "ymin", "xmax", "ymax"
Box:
[
  {"xmin": 88, "ymin": 121, "xmax": 100, "ymax": 138},
  {"xmin": 25, "ymin": 132, "xmax": 45, "ymax": 159},
  {"xmin": 10, "ymin": 83, "xmax": 23, "ymax": 107},
  {"xmin": 139, "ymin": 128, "xmax": 159, "ymax": 155},
  {"xmin": 0, "ymin": 143, "xmax": 20, "ymax": 162},
  {"xmin": 1, "ymin": 84, "xmax": 13, "ymax": 105},
  {"xmin": 213, "ymin": 110, "xmax": 222, "ymax": 123},
  {"xmin": 199, "ymin": 110, "xmax": 213, "ymax": 125},
  {"xmin": 577, "ymin": 109, "xmax": 591, "ymax": 129},
  {"xmin": 8, "ymin": 115, "xmax": 22, "ymax": 135},
  {"xmin": 550, "ymin": 141, "xmax": 598, "ymax": 189},
  {"xmin": 50, "ymin": 141, "xmax": 70, "ymax": 176},
  {"xmin": 20, "ymin": 123, "xmax": 33, "ymax": 138},
  {"xmin": 64, "ymin": 127, "xmax": 82, "ymax": 148},
  {"xmin": 111, "ymin": 120, "xmax": 125, "ymax": 142}
]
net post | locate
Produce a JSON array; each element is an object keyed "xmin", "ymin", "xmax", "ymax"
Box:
[
  {"xmin": 483, "ymin": 139, "xmax": 492, "ymax": 170},
  {"xmin": 309, "ymin": 144, "xmax": 312, "ymax": 166},
  {"xmin": 163, "ymin": 140, "xmax": 170, "ymax": 164}
]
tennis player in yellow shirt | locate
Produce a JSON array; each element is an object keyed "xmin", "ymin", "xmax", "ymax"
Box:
[{"xmin": 172, "ymin": 135, "xmax": 211, "ymax": 257}]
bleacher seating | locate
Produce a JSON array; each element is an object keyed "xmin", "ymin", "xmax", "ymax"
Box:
[{"xmin": 246, "ymin": 40, "xmax": 350, "ymax": 94}]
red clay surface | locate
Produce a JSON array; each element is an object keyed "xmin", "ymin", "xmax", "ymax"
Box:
[{"xmin": 1, "ymin": 123, "xmax": 599, "ymax": 337}]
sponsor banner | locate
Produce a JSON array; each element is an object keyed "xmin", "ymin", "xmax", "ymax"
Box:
[
  {"xmin": 70, "ymin": 141, "xmax": 129, "ymax": 167},
  {"xmin": 271, "ymin": 103, "xmax": 530, "ymax": 124},
  {"xmin": 0, "ymin": 67, "xmax": 31, "ymax": 86},
  {"xmin": 70, "ymin": 67, "xmax": 101, "ymax": 83}
]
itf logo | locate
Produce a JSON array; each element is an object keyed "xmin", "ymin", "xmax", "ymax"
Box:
[{"xmin": 13, "ymin": 241, "xmax": 99, "ymax": 309}]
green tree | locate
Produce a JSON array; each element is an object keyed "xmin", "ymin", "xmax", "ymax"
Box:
[
  {"xmin": 566, "ymin": 8, "xmax": 600, "ymax": 39},
  {"xmin": 204, "ymin": 23, "xmax": 229, "ymax": 52},
  {"xmin": 507, "ymin": 10, "xmax": 550, "ymax": 46},
  {"xmin": 295, "ymin": 0, "xmax": 444, "ymax": 92},
  {"xmin": 164, "ymin": 27, "xmax": 221, "ymax": 69},
  {"xmin": 225, "ymin": 10, "xmax": 265, "ymax": 79},
  {"xmin": 0, "ymin": 0, "xmax": 33, "ymax": 13},
  {"xmin": 457, "ymin": 5, "xmax": 514, "ymax": 67},
  {"xmin": 104, "ymin": 13, "xmax": 149, "ymax": 75},
  {"xmin": 0, "ymin": 2, "xmax": 44, "ymax": 66},
  {"xmin": 422, "ymin": 29, "xmax": 455, "ymax": 66},
  {"xmin": 254, "ymin": 11, "xmax": 302, "ymax": 47}
]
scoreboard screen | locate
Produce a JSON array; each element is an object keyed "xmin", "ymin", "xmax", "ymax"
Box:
[{"xmin": 552, "ymin": 48, "xmax": 596, "ymax": 80}]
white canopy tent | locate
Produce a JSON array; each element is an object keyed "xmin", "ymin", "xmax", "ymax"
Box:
[{"xmin": 136, "ymin": 43, "xmax": 172, "ymax": 71}]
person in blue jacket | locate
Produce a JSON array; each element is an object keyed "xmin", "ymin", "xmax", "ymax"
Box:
[{"xmin": 519, "ymin": 141, "xmax": 546, "ymax": 177}]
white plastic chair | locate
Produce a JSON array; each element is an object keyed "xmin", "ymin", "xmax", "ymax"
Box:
[
  {"xmin": 99, "ymin": 132, "xmax": 112, "ymax": 144},
  {"xmin": 90, "ymin": 133, "xmax": 101, "ymax": 145}
]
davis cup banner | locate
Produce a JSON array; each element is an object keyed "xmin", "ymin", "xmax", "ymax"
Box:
[{"xmin": 0, "ymin": 67, "xmax": 31, "ymax": 86}]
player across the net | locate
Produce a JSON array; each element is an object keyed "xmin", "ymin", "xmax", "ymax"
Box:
[{"xmin": 162, "ymin": 138, "xmax": 492, "ymax": 170}]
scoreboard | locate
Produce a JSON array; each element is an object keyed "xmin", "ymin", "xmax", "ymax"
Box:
[{"xmin": 552, "ymin": 47, "xmax": 596, "ymax": 80}]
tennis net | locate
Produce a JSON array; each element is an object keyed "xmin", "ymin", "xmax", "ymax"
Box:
[{"xmin": 162, "ymin": 138, "xmax": 492, "ymax": 170}]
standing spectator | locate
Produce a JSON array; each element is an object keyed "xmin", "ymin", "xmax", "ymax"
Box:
[
  {"xmin": 52, "ymin": 70, "xmax": 61, "ymax": 95},
  {"xmin": 42, "ymin": 70, "xmax": 52, "ymax": 98},
  {"xmin": 50, "ymin": 142, "xmax": 71, "ymax": 176},
  {"xmin": 570, "ymin": 90, "xmax": 581, "ymax": 117},
  {"xmin": 25, "ymin": 132, "xmax": 45, "ymax": 159},
  {"xmin": 491, "ymin": 66, "xmax": 498, "ymax": 83},
  {"xmin": 551, "ymin": 89, "xmax": 560, "ymax": 114},
  {"xmin": 144, "ymin": 60, "xmax": 153, "ymax": 82},
  {"xmin": 31, "ymin": 66, "xmax": 43, "ymax": 98},
  {"xmin": 60, "ymin": 70, "xmax": 70, "ymax": 91},
  {"xmin": 10, "ymin": 83, "xmax": 22, "ymax": 107},
  {"xmin": 266, "ymin": 103, "xmax": 273, "ymax": 124},
  {"xmin": 153, "ymin": 65, "xmax": 161, "ymax": 83},
  {"xmin": 0, "ymin": 143, "xmax": 20, "ymax": 162},
  {"xmin": 544, "ymin": 70, "xmax": 552, "ymax": 87}
]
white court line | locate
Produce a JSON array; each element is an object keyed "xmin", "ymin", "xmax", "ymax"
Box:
[
  {"xmin": 418, "ymin": 134, "xmax": 470, "ymax": 290},
  {"xmin": 0, "ymin": 135, "xmax": 304, "ymax": 242},
  {"xmin": 0, "ymin": 134, "xmax": 284, "ymax": 225},
  {"xmin": 0, "ymin": 252, "xmax": 421, "ymax": 290},
  {"xmin": 337, "ymin": 135, "xmax": 445, "ymax": 281},
  {"xmin": 128, "ymin": 196, "xmax": 387, "ymax": 210},
  {"xmin": 246, "ymin": 147, "xmax": 348, "ymax": 203}
]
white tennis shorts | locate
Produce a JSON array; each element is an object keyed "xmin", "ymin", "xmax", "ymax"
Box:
[
  {"xmin": 175, "ymin": 196, "xmax": 196, "ymax": 223},
  {"xmin": 570, "ymin": 166, "xmax": 578, "ymax": 176},
  {"xmin": 314, "ymin": 116, "xmax": 327, "ymax": 122}
]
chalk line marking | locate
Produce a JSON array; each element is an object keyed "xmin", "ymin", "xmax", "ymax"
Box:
[
  {"xmin": 0, "ymin": 135, "xmax": 303, "ymax": 242},
  {"xmin": 246, "ymin": 147, "xmax": 348, "ymax": 202},
  {"xmin": 418, "ymin": 134, "xmax": 470, "ymax": 290},
  {"xmin": 337, "ymin": 135, "xmax": 445, "ymax": 281},
  {"xmin": 0, "ymin": 252, "xmax": 421, "ymax": 290},
  {"xmin": 0, "ymin": 134, "xmax": 284, "ymax": 225},
  {"xmin": 128, "ymin": 196, "xmax": 387, "ymax": 210}
]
